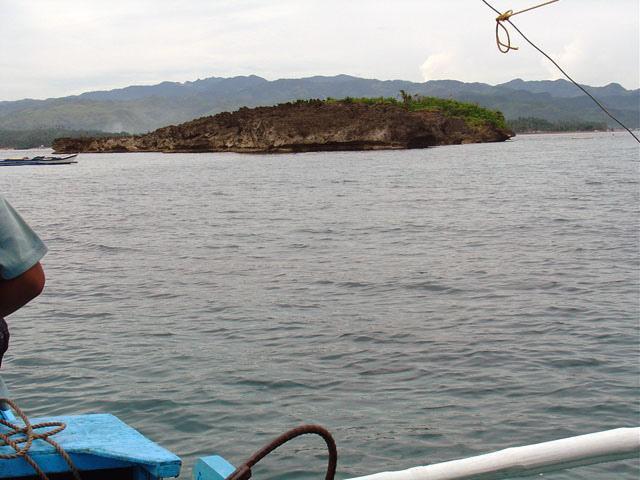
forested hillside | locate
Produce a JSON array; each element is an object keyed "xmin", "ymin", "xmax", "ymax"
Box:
[{"xmin": 0, "ymin": 75, "xmax": 637, "ymax": 147}]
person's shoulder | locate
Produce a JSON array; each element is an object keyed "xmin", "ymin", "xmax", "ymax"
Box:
[
  {"xmin": 0, "ymin": 196, "xmax": 23, "ymax": 223},
  {"xmin": 0, "ymin": 196, "xmax": 13, "ymax": 213}
]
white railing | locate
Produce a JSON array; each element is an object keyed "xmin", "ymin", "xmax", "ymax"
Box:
[{"xmin": 347, "ymin": 427, "xmax": 640, "ymax": 480}]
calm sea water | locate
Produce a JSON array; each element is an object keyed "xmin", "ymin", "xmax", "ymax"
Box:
[{"xmin": 1, "ymin": 132, "xmax": 638, "ymax": 479}]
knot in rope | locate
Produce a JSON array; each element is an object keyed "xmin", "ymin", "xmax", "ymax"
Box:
[
  {"xmin": 496, "ymin": 9, "xmax": 514, "ymax": 22},
  {"xmin": 0, "ymin": 398, "xmax": 81, "ymax": 480}
]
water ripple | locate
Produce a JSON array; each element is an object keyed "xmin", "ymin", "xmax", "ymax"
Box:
[{"xmin": 0, "ymin": 132, "xmax": 638, "ymax": 479}]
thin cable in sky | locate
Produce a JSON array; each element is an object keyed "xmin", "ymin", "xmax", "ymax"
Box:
[{"xmin": 480, "ymin": 0, "xmax": 640, "ymax": 143}]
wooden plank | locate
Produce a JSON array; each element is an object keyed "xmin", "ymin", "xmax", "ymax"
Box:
[{"xmin": 0, "ymin": 414, "xmax": 181, "ymax": 479}]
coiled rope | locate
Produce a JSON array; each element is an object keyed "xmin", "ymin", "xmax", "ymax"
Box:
[
  {"xmin": 226, "ymin": 424, "xmax": 338, "ymax": 480},
  {"xmin": 0, "ymin": 398, "xmax": 81, "ymax": 480},
  {"xmin": 482, "ymin": 0, "xmax": 640, "ymax": 143}
]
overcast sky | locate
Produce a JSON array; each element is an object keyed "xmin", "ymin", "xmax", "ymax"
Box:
[{"xmin": 1, "ymin": 0, "xmax": 638, "ymax": 101}]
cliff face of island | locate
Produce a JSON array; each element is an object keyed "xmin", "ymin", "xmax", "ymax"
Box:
[{"xmin": 53, "ymin": 99, "xmax": 514, "ymax": 154}]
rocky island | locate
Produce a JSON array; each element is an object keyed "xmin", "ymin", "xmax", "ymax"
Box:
[{"xmin": 53, "ymin": 96, "xmax": 514, "ymax": 154}]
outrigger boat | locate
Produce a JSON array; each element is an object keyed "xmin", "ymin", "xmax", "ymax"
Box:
[
  {"xmin": 0, "ymin": 376, "xmax": 638, "ymax": 480},
  {"xmin": 0, "ymin": 154, "xmax": 78, "ymax": 166}
]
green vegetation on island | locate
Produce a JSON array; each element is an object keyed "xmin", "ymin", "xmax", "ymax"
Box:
[{"xmin": 322, "ymin": 92, "xmax": 508, "ymax": 130}]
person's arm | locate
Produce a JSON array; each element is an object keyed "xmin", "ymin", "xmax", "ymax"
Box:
[{"xmin": 0, "ymin": 262, "xmax": 45, "ymax": 318}]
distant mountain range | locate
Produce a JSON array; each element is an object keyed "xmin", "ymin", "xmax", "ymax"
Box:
[{"xmin": 0, "ymin": 75, "xmax": 638, "ymax": 134}]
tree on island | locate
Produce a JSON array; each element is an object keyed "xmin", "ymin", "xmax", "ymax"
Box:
[{"xmin": 399, "ymin": 90, "xmax": 412, "ymax": 109}]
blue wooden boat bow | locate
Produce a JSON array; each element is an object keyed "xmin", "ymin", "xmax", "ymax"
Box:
[
  {"xmin": 0, "ymin": 375, "xmax": 180, "ymax": 480},
  {"xmin": 0, "ymin": 413, "xmax": 181, "ymax": 479}
]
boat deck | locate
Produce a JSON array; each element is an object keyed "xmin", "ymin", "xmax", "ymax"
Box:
[{"xmin": 0, "ymin": 414, "xmax": 181, "ymax": 479}]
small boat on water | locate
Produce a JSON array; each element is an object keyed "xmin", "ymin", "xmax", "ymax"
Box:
[{"xmin": 0, "ymin": 154, "xmax": 78, "ymax": 166}]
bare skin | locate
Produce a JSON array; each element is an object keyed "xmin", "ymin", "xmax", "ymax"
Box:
[{"xmin": 0, "ymin": 262, "xmax": 45, "ymax": 318}]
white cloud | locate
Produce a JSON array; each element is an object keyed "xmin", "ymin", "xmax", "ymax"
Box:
[
  {"xmin": 545, "ymin": 39, "xmax": 585, "ymax": 80},
  {"xmin": 420, "ymin": 52, "xmax": 456, "ymax": 81},
  {"xmin": 0, "ymin": 0, "xmax": 638, "ymax": 100}
]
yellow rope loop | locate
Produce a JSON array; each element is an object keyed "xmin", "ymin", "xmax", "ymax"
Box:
[
  {"xmin": 0, "ymin": 398, "xmax": 81, "ymax": 480},
  {"xmin": 496, "ymin": 19, "xmax": 519, "ymax": 53},
  {"xmin": 492, "ymin": 0, "xmax": 560, "ymax": 54}
]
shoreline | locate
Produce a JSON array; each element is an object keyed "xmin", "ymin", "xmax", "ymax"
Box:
[
  {"xmin": 3, "ymin": 130, "xmax": 636, "ymax": 152},
  {"xmin": 515, "ymin": 129, "xmax": 618, "ymax": 135}
]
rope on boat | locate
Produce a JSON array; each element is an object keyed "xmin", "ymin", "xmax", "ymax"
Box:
[
  {"xmin": 481, "ymin": 0, "xmax": 640, "ymax": 143},
  {"xmin": 226, "ymin": 424, "xmax": 338, "ymax": 480},
  {"xmin": 0, "ymin": 398, "xmax": 81, "ymax": 480}
]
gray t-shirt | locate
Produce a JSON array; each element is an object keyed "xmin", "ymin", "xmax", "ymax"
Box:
[{"xmin": 0, "ymin": 196, "xmax": 47, "ymax": 280}]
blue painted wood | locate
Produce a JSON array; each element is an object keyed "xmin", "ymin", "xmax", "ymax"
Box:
[
  {"xmin": 0, "ymin": 408, "xmax": 16, "ymax": 422},
  {"xmin": 0, "ymin": 414, "xmax": 181, "ymax": 479},
  {"xmin": 192, "ymin": 456, "xmax": 236, "ymax": 480}
]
